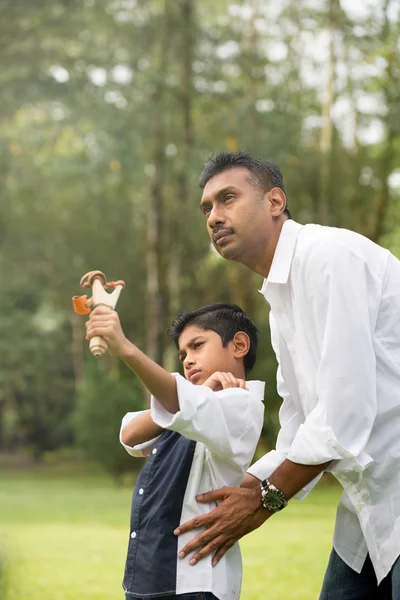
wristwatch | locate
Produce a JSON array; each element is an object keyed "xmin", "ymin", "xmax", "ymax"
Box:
[{"xmin": 260, "ymin": 478, "xmax": 288, "ymax": 512}]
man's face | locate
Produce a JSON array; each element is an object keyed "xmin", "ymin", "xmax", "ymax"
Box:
[
  {"xmin": 178, "ymin": 325, "xmax": 236, "ymax": 385},
  {"xmin": 200, "ymin": 167, "xmax": 273, "ymax": 265}
]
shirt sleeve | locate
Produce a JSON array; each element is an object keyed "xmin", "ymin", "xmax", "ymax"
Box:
[
  {"xmin": 286, "ymin": 241, "xmax": 377, "ymax": 470},
  {"xmin": 248, "ymin": 314, "xmax": 323, "ymax": 499},
  {"xmin": 119, "ymin": 410, "xmax": 162, "ymax": 457},
  {"xmin": 150, "ymin": 374, "xmax": 265, "ymax": 472}
]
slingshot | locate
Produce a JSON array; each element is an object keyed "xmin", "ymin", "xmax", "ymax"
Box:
[{"xmin": 72, "ymin": 270, "xmax": 125, "ymax": 357}]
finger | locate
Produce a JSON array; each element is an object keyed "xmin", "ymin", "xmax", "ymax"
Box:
[
  {"xmin": 179, "ymin": 525, "xmax": 224, "ymax": 558},
  {"xmin": 219, "ymin": 372, "xmax": 232, "ymax": 389},
  {"xmin": 188, "ymin": 533, "xmax": 230, "ymax": 566},
  {"xmin": 174, "ymin": 513, "xmax": 214, "ymax": 536},
  {"xmin": 238, "ymin": 379, "xmax": 246, "ymax": 389},
  {"xmin": 196, "ymin": 487, "xmax": 235, "ymax": 503},
  {"xmin": 91, "ymin": 306, "xmax": 115, "ymax": 316},
  {"xmin": 228, "ymin": 372, "xmax": 240, "ymax": 385},
  {"xmin": 212, "ymin": 538, "xmax": 236, "ymax": 567},
  {"xmin": 225, "ymin": 372, "xmax": 238, "ymax": 387},
  {"xmin": 86, "ymin": 320, "xmax": 111, "ymax": 334},
  {"xmin": 86, "ymin": 326, "xmax": 110, "ymax": 340}
]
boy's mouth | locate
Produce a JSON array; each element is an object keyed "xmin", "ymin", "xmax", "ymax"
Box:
[{"xmin": 188, "ymin": 369, "xmax": 201, "ymax": 383}]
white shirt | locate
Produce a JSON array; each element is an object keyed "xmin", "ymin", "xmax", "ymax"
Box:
[
  {"xmin": 121, "ymin": 374, "xmax": 265, "ymax": 600},
  {"xmin": 248, "ymin": 219, "xmax": 400, "ymax": 583}
]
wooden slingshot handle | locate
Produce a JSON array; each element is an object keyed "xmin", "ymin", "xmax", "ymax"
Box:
[{"xmin": 73, "ymin": 270, "xmax": 125, "ymax": 357}]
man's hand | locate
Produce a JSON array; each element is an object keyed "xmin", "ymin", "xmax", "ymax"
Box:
[
  {"xmin": 174, "ymin": 484, "xmax": 270, "ymax": 566},
  {"xmin": 202, "ymin": 371, "xmax": 247, "ymax": 392},
  {"xmin": 85, "ymin": 306, "xmax": 129, "ymax": 357}
]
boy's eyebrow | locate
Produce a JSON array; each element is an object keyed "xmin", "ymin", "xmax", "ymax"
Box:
[
  {"xmin": 200, "ymin": 186, "xmax": 239, "ymax": 211},
  {"xmin": 178, "ymin": 335, "xmax": 204, "ymax": 360}
]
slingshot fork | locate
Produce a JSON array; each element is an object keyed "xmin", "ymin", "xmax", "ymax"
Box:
[{"xmin": 72, "ymin": 270, "xmax": 125, "ymax": 357}]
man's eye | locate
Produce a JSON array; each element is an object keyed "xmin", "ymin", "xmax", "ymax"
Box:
[
  {"xmin": 193, "ymin": 342, "xmax": 204, "ymax": 349},
  {"xmin": 225, "ymin": 194, "xmax": 234, "ymax": 201},
  {"xmin": 204, "ymin": 207, "xmax": 211, "ymax": 216}
]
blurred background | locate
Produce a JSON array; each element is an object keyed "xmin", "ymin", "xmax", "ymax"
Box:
[{"xmin": 0, "ymin": 0, "xmax": 399, "ymax": 598}]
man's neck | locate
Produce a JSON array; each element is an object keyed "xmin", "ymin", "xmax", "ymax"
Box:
[{"xmin": 244, "ymin": 218, "xmax": 287, "ymax": 278}]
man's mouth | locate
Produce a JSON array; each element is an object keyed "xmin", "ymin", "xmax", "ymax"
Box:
[{"xmin": 212, "ymin": 229, "xmax": 234, "ymax": 245}]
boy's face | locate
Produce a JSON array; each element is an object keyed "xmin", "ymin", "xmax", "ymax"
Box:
[{"xmin": 178, "ymin": 325, "xmax": 238, "ymax": 385}]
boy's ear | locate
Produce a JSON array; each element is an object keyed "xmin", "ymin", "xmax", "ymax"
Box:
[{"xmin": 232, "ymin": 331, "xmax": 250, "ymax": 359}]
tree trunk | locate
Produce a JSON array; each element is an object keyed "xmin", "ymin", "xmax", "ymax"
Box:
[
  {"xmin": 370, "ymin": 0, "xmax": 396, "ymax": 243},
  {"xmin": 319, "ymin": 0, "xmax": 338, "ymax": 225},
  {"xmin": 146, "ymin": 0, "xmax": 171, "ymax": 367}
]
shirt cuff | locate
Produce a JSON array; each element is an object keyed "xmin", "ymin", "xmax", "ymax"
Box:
[
  {"xmin": 247, "ymin": 450, "xmax": 323, "ymax": 500},
  {"xmin": 287, "ymin": 423, "xmax": 374, "ymax": 473},
  {"xmin": 119, "ymin": 412, "xmax": 161, "ymax": 457}
]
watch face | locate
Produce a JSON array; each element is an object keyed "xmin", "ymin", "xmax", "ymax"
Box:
[
  {"xmin": 266, "ymin": 489, "xmax": 285, "ymax": 511},
  {"xmin": 261, "ymin": 486, "xmax": 287, "ymax": 511}
]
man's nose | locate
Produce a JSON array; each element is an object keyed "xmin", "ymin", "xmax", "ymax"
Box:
[{"xmin": 207, "ymin": 205, "xmax": 225, "ymax": 229}]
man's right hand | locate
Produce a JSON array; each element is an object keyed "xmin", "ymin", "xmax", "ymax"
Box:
[
  {"xmin": 175, "ymin": 477, "xmax": 269, "ymax": 566},
  {"xmin": 202, "ymin": 371, "xmax": 247, "ymax": 392}
]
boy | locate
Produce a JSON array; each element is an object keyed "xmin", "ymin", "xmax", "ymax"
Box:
[{"xmin": 86, "ymin": 302, "xmax": 265, "ymax": 600}]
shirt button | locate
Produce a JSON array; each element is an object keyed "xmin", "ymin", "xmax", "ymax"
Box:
[
  {"xmin": 131, "ymin": 531, "xmax": 137, "ymax": 539},
  {"xmin": 152, "ymin": 448, "xmax": 157, "ymax": 455},
  {"xmin": 139, "ymin": 488, "xmax": 144, "ymax": 495}
]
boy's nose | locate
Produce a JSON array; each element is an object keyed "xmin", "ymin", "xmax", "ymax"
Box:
[{"xmin": 184, "ymin": 356, "xmax": 194, "ymax": 370}]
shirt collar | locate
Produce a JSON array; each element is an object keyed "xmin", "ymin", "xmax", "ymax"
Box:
[{"xmin": 259, "ymin": 219, "xmax": 303, "ymax": 294}]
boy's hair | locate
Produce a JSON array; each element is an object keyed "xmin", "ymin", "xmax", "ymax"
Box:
[
  {"xmin": 199, "ymin": 150, "xmax": 291, "ymax": 219},
  {"xmin": 169, "ymin": 302, "xmax": 258, "ymax": 376}
]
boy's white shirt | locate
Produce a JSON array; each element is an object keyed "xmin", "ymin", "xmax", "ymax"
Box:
[{"xmin": 120, "ymin": 373, "xmax": 265, "ymax": 600}]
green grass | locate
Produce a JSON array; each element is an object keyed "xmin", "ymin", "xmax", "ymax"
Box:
[{"xmin": 0, "ymin": 461, "xmax": 341, "ymax": 599}]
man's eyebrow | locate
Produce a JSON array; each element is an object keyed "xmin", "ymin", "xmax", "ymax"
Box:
[{"xmin": 199, "ymin": 186, "xmax": 239, "ymax": 210}]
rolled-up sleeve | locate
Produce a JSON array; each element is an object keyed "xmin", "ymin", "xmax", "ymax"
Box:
[
  {"xmin": 248, "ymin": 317, "xmax": 323, "ymax": 498},
  {"xmin": 119, "ymin": 411, "xmax": 162, "ymax": 457},
  {"xmin": 151, "ymin": 374, "xmax": 264, "ymax": 470},
  {"xmin": 287, "ymin": 242, "xmax": 377, "ymax": 470}
]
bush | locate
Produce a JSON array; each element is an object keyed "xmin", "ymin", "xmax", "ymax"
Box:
[{"xmin": 74, "ymin": 360, "xmax": 145, "ymax": 482}]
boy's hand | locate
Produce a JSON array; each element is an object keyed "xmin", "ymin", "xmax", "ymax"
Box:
[
  {"xmin": 85, "ymin": 306, "xmax": 130, "ymax": 357},
  {"xmin": 202, "ymin": 372, "xmax": 247, "ymax": 392}
]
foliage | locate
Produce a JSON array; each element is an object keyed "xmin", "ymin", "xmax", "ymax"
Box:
[
  {"xmin": 0, "ymin": 0, "xmax": 399, "ymax": 454},
  {"xmin": 74, "ymin": 361, "xmax": 145, "ymax": 480}
]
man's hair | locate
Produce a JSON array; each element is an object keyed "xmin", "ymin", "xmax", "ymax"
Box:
[
  {"xmin": 199, "ymin": 150, "xmax": 292, "ymax": 219},
  {"xmin": 169, "ymin": 302, "xmax": 258, "ymax": 376}
]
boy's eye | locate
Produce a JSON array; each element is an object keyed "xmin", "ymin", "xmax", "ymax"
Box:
[{"xmin": 193, "ymin": 342, "xmax": 204, "ymax": 350}]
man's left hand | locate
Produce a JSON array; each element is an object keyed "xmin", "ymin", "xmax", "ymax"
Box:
[{"xmin": 174, "ymin": 485, "xmax": 270, "ymax": 566}]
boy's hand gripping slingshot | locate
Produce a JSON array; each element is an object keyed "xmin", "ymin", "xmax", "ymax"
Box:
[{"xmin": 72, "ymin": 270, "xmax": 125, "ymax": 357}]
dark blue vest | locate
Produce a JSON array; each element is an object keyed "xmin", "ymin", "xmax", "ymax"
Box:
[{"xmin": 123, "ymin": 430, "xmax": 196, "ymax": 597}]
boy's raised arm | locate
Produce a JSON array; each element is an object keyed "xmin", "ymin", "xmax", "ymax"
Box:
[{"xmin": 86, "ymin": 306, "xmax": 180, "ymax": 413}]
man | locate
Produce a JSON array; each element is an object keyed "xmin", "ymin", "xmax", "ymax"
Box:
[{"xmin": 174, "ymin": 151, "xmax": 400, "ymax": 598}]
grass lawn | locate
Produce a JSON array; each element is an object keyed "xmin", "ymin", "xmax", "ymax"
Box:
[{"xmin": 0, "ymin": 461, "xmax": 341, "ymax": 600}]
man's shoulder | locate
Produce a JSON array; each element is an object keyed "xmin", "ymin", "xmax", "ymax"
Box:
[{"xmin": 296, "ymin": 224, "xmax": 389, "ymax": 266}]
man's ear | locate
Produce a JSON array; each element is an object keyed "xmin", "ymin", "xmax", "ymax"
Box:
[
  {"xmin": 233, "ymin": 331, "xmax": 250, "ymax": 359},
  {"xmin": 267, "ymin": 187, "xmax": 287, "ymax": 217}
]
